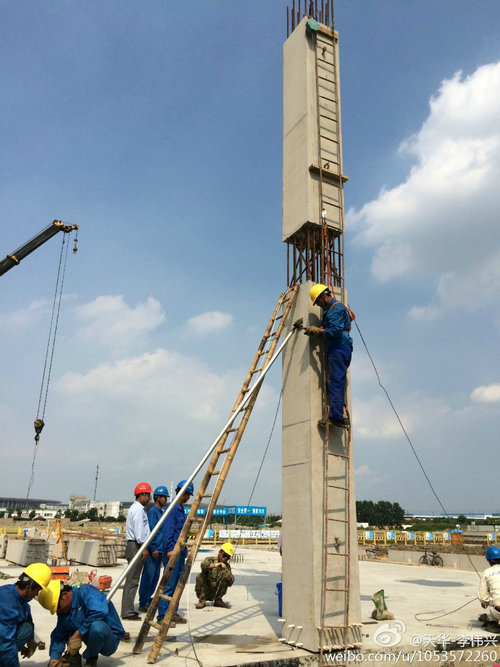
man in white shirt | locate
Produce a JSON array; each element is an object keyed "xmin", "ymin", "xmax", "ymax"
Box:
[
  {"xmin": 120, "ymin": 482, "xmax": 152, "ymax": 620},
  {"xmin": 478, "ymin": 545, "xmax": 500, "ymax": 626}
]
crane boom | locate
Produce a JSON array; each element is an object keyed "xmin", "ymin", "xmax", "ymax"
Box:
[{"xmin": 0, "ymin": 220, "xmax": 78, "ymax": 277}]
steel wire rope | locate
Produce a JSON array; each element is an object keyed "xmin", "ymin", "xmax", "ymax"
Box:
[
  {"xmin": 414, "ymin": 597, "xmax": 478, "ymax": 623},
  {"xmin": 353, "ymin": 317, "xmax": 482, "ymax": 578},
  {"xmin": 353, "ymin": 318, "xmax": 448, "ymax": 516},
  {"xmin": 25, "ymin": 233, "xmax": 71, "ymax": 506},
  {"xmin": 245, "ymin": 389, "xmax": 283, "ymax": 508}
]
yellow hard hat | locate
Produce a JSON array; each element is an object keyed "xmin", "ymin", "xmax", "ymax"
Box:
[
  {"xmin": 22, "ymin": 563, "xmax": 52, "ymax": 591},
  {"xmin": 38, "ymin": 579, "xmax": 61, "ymax": 614},
  {"xmin": 309, "ymin": 283, "xmax": 328, "ymax": 305},
  {"xmin": 221, "ymin": 542, "xmax": 234, "ymax": 557}
]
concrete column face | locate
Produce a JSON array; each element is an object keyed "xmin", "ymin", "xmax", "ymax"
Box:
[{"xmin": 281, "ymin": 284, "xmax": 361, "ymax": 652}]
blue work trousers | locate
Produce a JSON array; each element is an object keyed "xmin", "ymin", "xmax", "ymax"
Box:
[
  {"xmin": 82, "ymin": 621, "xmax": 119, "ymax": 660},
  {"xmin": 157, "ymin": 555, "xmax": 185, "ymax": 621},
  {"xmin": 0, "ymin": 622, "xmax": 34, "ymax": 667},
  {"xmin": 139, "ymin": 551, "xmax": 163, "ymax": 607},
  {"xmin": 326, "ymin": 343, "xmax": 352, "ymax": 422}
]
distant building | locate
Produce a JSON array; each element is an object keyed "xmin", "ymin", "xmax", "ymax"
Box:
[
  {"xmin": 0, "ymin": 497, "xmax": 63, "ymax": 512},
  {"xmin": 69, "ymin": 496, "xmax": 123, "ymax": 519}
]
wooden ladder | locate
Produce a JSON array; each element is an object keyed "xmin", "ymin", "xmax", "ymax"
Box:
[{"xmin": 133, "ymin": 286, "xmax": 299, "ymax": 663}]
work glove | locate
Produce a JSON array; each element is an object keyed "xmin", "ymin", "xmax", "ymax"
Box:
[
  {"xmin": 67, "ymin": 634, "xmax": 82, "ymax": 655},
  {"xmin": 20, "ymin": 639, "xmax": 38, "ymax": 658},
  {"xmin": 303, "ymin": 326, "xmax": 323, "ymax": 336}
]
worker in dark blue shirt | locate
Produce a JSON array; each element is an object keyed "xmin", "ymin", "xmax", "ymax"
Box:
[
  {"xmin": 157, "ymin": 480, "xmax": 194, "ymax": 624},
  {"xmin": 138, "ymin": 484, "xmax": 169, "ymax": 611},
  {"xmin": 305, "ymin": 283, "xmax": 353, "ymax": 428},
  {"xmin": 0, "ymin": 562, "xmax": 51, "ymax": 667},
  {"xmin": 39, "ymin": 582, "xmax": 124, "ymax": 667}
]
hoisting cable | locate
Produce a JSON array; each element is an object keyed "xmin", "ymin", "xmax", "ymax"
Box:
[
  {"xmin": 353, "ymin": 318, "xmax": 447, "ymax": 516},
  {"xmin": 25, "ymin": 231, "xmax": 73, "ymax": 507},
  {"xmin": 353, "ymin": 317, "xmax": 481, "ymax": 579},
  {"xmin": 246, "ymin": 389, "xmax": 283, "ymax": 507}
]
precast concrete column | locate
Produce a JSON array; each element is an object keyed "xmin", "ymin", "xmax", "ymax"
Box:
[
  {"xmin": 281, "ymin": 12, "xmax": 361, "ymax": 653},
  {"xmin": 281, "ymin": 283, "xmax": 361, "ymax": 652}
]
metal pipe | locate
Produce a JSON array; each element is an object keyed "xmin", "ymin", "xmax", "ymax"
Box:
[{"xmin": 107, "ymin": 320, "xmax": 300, "ymax": 602}]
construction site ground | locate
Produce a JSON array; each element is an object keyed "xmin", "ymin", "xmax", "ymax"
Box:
[{"xmin": 2, "ymin": 547, "xmax": 499, "ymax": 666}]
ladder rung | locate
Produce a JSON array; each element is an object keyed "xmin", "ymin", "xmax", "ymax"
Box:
[
  {"xmin": 200, "ymin": 494, "xmax": 212, "ymax": 498},
  {"xmin": 160, "ymin": 594, "xmax": 172, "ymax": 601},
  {"xmin": 325, "ymin": 587, "xmax": 348, "ymax": 592},
  {"xmin": 328, "ymin": 484, "xmax": 348, "ymax": 491},
  {"xmin": 328, "ymin": 452, "xmax": 349, "ymax": 459},
  {"xmin": 148, "ymin": 620, "xmax": 162, "ymax": 630},
  {"xmin": 211, "ymin": 470, "xmax": 220, "ymax": 476},
  {"xmin": 251, "ymin": 368, "xmax": 263, "ymax": 374},
  {"xmin": 218, "ymin": 448, "xmax": 230, "ymax": 454},
  {"xmin": 226, "ymin": 427, "xmax": 238, "ymax": 432},
  {"xmin": 327, "ymin": 517, "xmax": 348, "ymax": 523},
  {"xmin": 327, "ymin": 552, "xmax": 348, "ymax": 557}
]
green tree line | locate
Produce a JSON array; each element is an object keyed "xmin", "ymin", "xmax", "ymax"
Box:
[{"xmin": 356, "ymin": 500, "xmax": 405, "ymax": 529}]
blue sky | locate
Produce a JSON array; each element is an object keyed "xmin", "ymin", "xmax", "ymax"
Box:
[{"xmin": 1, "ymin": 1, "xmax": 499, "ymax": 514}]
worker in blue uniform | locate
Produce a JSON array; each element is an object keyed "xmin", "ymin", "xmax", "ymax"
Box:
[
  {"xmin": 138, "ymin": 485, "xmax": 169, "ymax": 611},
  {"xmin": 305, "ymin": 283, "xmax": 354, "ymax": 428},
  {"xmin": 157, "ymin": 480, "xmax": 194, "ymax": 624},
  {"xmin": 0, "ymin": 562, "xmax": 52, "ymax": 667},
  {"xmin": 39, "ymin": 581, "xmax": 124, "ymax": 667}
]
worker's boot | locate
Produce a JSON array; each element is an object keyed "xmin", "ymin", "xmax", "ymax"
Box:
[
  {"xmin": 173, "ymin": 612, "xmax": 187, "ymax": 624},
  {"xmin": 61, "ymin": 651, "xmax": 82, "ymax": 667},
  {"xmin": 214, "ymin": 598, "xmax": 229, "ymax": 608}
]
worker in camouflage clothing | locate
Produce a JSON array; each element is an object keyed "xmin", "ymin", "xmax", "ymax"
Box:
[{"xmin": 195, "ymin": 543, "xmax": 235, "ymax": 609}]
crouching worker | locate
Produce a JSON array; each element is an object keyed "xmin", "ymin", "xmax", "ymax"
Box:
[
  {"xmin": 0, "ymin": 562, "xmax": 52, "ymax": 666},
  {"xmin": 39, "ymin": 580, "xmax": 125, "ymax": 667},
  {"xmin": 195, "ymin": 542, "xmax": 235, "ymax": 609},
  {"xmin": 478, "ymin": 545, "xmax": 500, "ymax": 627}
]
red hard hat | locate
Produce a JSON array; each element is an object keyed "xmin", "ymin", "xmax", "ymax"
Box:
[{"xmin": 134, "ymin": 482, "xmax": 152, "ymax": 496}]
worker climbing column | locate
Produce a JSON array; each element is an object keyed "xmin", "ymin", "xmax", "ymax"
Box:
[{"xmin": 281, "ymin": 4, "xmax": 361, "ymax": 656}]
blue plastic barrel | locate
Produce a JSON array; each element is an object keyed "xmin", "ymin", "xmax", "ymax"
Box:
[{"xmin": 276, "ymin": 582, "xmax": 282, "ymax": 616}]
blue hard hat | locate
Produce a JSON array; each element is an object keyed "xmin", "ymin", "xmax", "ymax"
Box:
[
  {"xmin": 176, "ymin": 480, "xmax": 194, "ymax": 495},
  {"xmin": 153, "ymin": 485, "xmax": 169, "ymax": 498},
  {"xmin": 486, "ymin": 545, "xmax": 500, "ymax": 561}
]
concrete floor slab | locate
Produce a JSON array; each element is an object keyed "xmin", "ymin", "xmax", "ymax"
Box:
[{"xmin": 1, "ymin": 549, "xmax": 498, "ymax": 665}]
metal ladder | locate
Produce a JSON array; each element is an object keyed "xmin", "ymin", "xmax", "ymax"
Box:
[
  {"xmin": 133, "ymin": 286, "xmax": 299, "ymax": 663},
  {"xmin": 310, "ymin": 19, "xmax": 362, "ymax": 666}
]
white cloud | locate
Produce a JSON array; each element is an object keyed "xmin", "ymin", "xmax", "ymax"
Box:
[
  {"xmin": 350, "ymin": 62, "xmax": 500, "ymax": 319},
  {"xmin": 0, "ymin": 298, "xmax": 52, "ymax": 330},
  {"xmin": 57, "ymin": 347, "xmax": 237, "ymax": 423},
  {"xmin": 187, "ymin": 311, "xmax": 232, "ymax": 335},
  {"xmin": 353, "ymin": 393, "xmax": 450, "ymax": 441},
  {"xmin": 74, "ymin": 295, "xmax": 165, "ymax": 350},
  {"xmin": 471, "ymin": 383, "xmax": 500, "ymax": 403}
]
